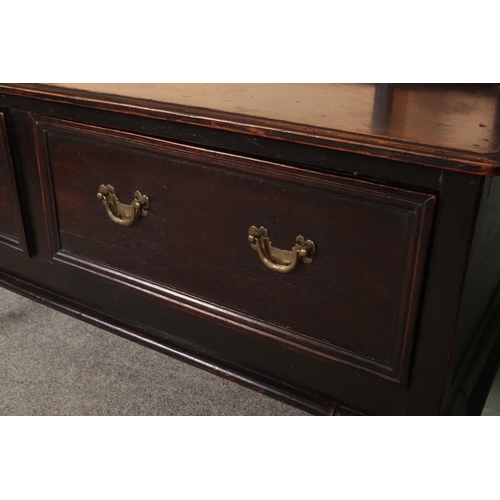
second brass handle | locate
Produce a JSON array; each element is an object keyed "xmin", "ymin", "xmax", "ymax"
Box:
[
  {"xmin": 248, "ymin": 226, "xmax": 316, "ymax": 273},
  {"xmin": 97, "ymin": 184, "xmax": 149, "ymax": 226}
]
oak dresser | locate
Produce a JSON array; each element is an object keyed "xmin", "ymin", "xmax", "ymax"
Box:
[{"xmin": 1, "ymin": 83, "xmax": 500, "ymax": 415}]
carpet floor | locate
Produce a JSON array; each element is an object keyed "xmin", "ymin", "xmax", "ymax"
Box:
[{"xmin": 0, "ymin": 286, "xmax": 307, "ymax": 416}]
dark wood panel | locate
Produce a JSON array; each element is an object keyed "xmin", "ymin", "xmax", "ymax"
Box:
[
  {"xmin": 0, "ymin": 115, "xmax": 17, "ymax": 238},
  {"xmin": 6, "ymin": 110, "xmax": 48, "ymax": 259},
  {"xmin": 0, "ymin": 112, "xmax": 25, "ymax": 251},
  {"xmin": 455, "ymin": 177, "xmax": 500, "ymax": 355},
  {"xmin": 402, "ymin": 171, "xmax": 484, "ymax": 415},
  {"xmin": 443, "ymin": 176, "xmax": 500, "ymax": 414},
  {"xmin": 34, "ymin": 115, "xmax": 436, "ymax": 383}
]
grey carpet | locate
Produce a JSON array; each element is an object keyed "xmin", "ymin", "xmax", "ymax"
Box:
[{"xmin": 0, "ymin": 287, "xmax": 307, "ymax": 416}]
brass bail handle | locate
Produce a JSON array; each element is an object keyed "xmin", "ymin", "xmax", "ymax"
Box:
[
  {"xmin": 97, "ymin": 184, "xmax": 149, "ymax": 226},
  {"xmin": 248, "ymin": 226, "xmax": 316, "ymax": 273}
]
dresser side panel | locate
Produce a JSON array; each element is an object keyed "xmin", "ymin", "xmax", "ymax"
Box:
[
  {"xmin": 444, "ymin": 175, "xmax": 500, "ymax": 413},
  {"xmin": 403, "ymin": 171, "xmax": 483, "ymax": 414}
]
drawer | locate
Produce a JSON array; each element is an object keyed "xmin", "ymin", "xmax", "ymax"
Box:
[
  {"xmin": 0, "ymin": 112, "xmax": 27, "ymax": 252},
  {"xmin": 34, "ymin": 116, "xmax": 435, "ymax": 384}
]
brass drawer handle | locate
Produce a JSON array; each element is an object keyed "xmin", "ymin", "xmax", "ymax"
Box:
[
  {"xmin": 248, "ymin": 226, "xmax": 316, "ymax": 273},
  {"xmin": 97, "ymin": 184, "xmax": 149, "ymax": 226}
]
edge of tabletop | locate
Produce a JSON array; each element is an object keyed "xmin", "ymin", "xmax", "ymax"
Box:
[{"xmin": 1, "ymin": 83, "xmax": 500, "ymax": 176}]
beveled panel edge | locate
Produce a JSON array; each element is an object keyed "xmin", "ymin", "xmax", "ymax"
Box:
[
  {"xmin": 2, "ymin": 83, "xmax": 500, "ymax": 175},
  {"xmin": 0, "ymin": 233, "xmax": 23, "ymax": 251},
  {"xmin": 0, "ymin": 111, "xmax": 30, "ymax": 254},
  {"xmin": 390, "ymin": 194, "xmax": 436, "ymax": 383},
  {"xmin": 32, "ymin": 116, "xmax": 62, "ymax": 258}
]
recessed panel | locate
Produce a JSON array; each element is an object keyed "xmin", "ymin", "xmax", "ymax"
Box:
[{"xmin": 34, "ymin": 116, "xmax": 436, "ymax": 383}]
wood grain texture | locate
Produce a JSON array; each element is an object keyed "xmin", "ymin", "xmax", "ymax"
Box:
[{"xmin": 1, "ymin": 83, "xmax": 500, "ymax": 174}]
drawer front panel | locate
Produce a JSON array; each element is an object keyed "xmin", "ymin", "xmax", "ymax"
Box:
[
  {"xmin": 34, "ymin": 116, "xmax": 435, "ymax": 383},
  {"xmin": 0, "ymin": 112, "xmax": 25, "ymax": 250}
]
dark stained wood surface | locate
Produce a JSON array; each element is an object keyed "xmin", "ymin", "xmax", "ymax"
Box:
[
  {"xmin": 1, "ymin": 87, "xmax": 500, "ymax": 415},
  {"xmin": 443, "ymin": 175, "xmax": 500, "ymax": 414},
  {"xmin": 42, "ymin": 84, "xmax": 500, "ymax": 154},
  {"xmin": 0, "ymin": 112, "xmax": 23, "ymax": 248},
  {"xmin": 1, "ymin": 83, "xmax": 500, "ymax": 175},
  {"xmin": 33, "ymin": 115, "xmax": 435, "ymax": 383},
  {"xmin": 402, "ymin": 171, "xmax": 484, "ymax": 415},
  {"xmin": 0, "ymin": 115, "xmax": 17, "ymax": 237}
]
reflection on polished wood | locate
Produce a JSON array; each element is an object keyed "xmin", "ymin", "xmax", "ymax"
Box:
[
  {"xmin": 46, "ymin": 83, "xmax": 500, "ymax": 153},
  {"xmin": 4, "ymin": 83, "xmax": 500, "ymax": 174},
  {"xmin": 381, "ymin": 84, "xmax": 499, "ymax": 153}
]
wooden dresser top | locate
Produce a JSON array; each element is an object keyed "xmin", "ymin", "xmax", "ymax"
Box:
[{"xmin": 1, "ymin": 83, "xmax": 499, "ymax": 175}]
